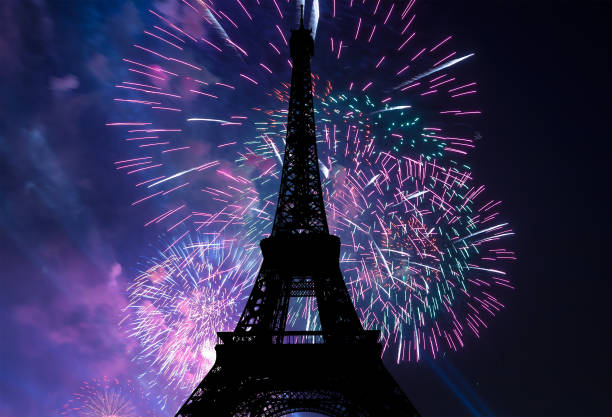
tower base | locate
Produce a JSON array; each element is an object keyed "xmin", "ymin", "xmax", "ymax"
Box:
[{"xmin": 175, "ymin": 333, "xmax": 420, "ymax": 417}]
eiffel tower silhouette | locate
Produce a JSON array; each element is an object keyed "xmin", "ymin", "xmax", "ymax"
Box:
[{"xmin": 175, "ymin": 8, "xmax": 420, "ymax": 417}]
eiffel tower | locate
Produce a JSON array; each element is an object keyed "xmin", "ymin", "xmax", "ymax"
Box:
[{"xmin": 175, "ymin": 8, "xmax": 420, "ymax": 417}]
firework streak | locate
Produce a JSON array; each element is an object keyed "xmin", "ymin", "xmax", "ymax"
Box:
[
  {"xmin": 122, "ymin": 235, "xmax": 259, "ymax": 407},
  {"xmin": 107, "ymin": 0, "xmax": 515, "ymax": 403}
]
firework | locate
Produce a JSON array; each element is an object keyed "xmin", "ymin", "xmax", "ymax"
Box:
[
  {"xmin": 327, "ymin": 155, "xmax": 515, "ymax": 362},
  {"xmin": 238, "ymin": 87, "xmax": 515, "ymax": 361},
  {"xmin": 107, "ymin": 0, "xmax": 514, "ymax": 365},
  {"xmin": 107, "ymin": 0, "xmax": 480, "ymax": 236},
  {"xmin": 122, "ymin": 233, "xmax": 259, "ymax": 408},
  {"xmin": 61, "ymin": 377, "xmax": 154, "ymax": 417}
]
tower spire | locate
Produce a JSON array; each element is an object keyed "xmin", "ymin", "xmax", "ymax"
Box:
[
  {"xmin": 272, "ymin": 10, "xmax": 325, "ymax": 235},
  {"xmin": 300, "ymin": 4, "xmax": 304, "ymax": 29}
]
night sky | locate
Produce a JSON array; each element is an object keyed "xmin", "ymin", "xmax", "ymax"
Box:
[{"xmin": 0, "ymin": 1, "xmax": 610, "ymax": 416}]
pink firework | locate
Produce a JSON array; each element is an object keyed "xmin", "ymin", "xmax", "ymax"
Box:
[
  {"xmin": 61, "ymin": 376, "xmax": 155, "ymax": 417},
  {"xmin": 122, "ymin": 234, "xmax": 259, "ymax": 408}
]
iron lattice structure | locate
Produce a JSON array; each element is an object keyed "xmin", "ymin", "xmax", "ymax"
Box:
[
  {"xmin": 175, "ymin": 10, "xmax": 420, "ymax": 417},
  {"xmin": 271, "ymin": 9, "xmax": 328, "ymax": 236}
]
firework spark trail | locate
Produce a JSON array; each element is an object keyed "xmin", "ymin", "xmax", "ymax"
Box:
[
  {"xmin": 108, "ymin": 0, "xmax": 514, "ymax": 383},
  {"xmin": 370, "ymin": 105, "xmax": 412, "ymax": 114},
  {"xmin": 394, "ymin": 53, "xmax": 476, "ymax": 90}
]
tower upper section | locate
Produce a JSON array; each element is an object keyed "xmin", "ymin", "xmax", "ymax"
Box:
[{"xmin": 271, "ymin": 6, "xmax": 328, "ymax": 236}]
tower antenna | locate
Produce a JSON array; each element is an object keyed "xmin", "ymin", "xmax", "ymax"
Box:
[{"xmin": 300, "ymin": 4, "xmax": 304, "ymax": 29}]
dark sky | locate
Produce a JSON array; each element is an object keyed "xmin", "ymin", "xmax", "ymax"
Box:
[
  {"xmin": 393, "ymin": 1, "xmax": 611, "ymax": 416},
  {"xmin": 0, "ymin": 0, "xmax": 610, "ymax": 416}
]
